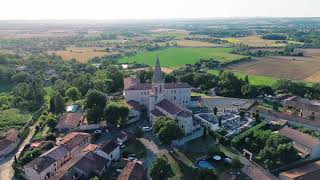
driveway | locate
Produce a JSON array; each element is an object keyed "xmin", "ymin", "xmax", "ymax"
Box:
[{"xmin": 0, "ymin": 126, "xmax": 36, "ymax": 180}]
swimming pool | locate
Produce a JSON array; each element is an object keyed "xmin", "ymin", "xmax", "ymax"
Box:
[{"xmin": 197, "ymin": 160, "xmax": 215, "ymax": 169}]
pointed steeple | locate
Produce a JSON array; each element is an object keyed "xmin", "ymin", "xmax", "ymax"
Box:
[{"xmin": 153, "ymin": 56, "xmax": 164, "ymax": 83}]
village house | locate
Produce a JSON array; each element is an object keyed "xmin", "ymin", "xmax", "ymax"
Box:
[
  {"xmin": 283, "ymin": 96, "xmax": 320, "ymax": 120},
  {"xmin": 50, "ymin": 151, "xmax": 110, "ymax": 180},
  {"xmin": 0, "ymin": 129, "xmax": 20, "ymax": 157},
  {"xmin": 278, "ymin": 127, "xmax": 320, "ymax": 160},
  {"xmin": 24, "ymin": 132, "xmax": 91, "ymax": 180},
  {"xmin": 126, "ymin": 100, "xmax": 141, "ymax": 124},
  {"xmin": 123, "ymin": 57, "xmax": 202, "ymax": 140},
  {"xmin": 95, "ymin": 139, "xmax": 120, "ymax": 162},
  {"xmin": 279, "ymin": 160, "xmax": 320, "ymax": 180},
  {"xmin": 56, "ymin": 113, "xmax": 85, "ymax": 132},
  {"xmin": 117, "ymin": 160, "xmax": 146, "ymax": 180}
]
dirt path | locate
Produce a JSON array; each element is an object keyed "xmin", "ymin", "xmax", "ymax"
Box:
[{"xmin": 0, "ymin": 126, "xmax": 36, "ymax": 180}]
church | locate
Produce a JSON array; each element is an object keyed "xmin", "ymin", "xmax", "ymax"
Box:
[{"xmin": 123, "ymin": 57, "xmax": 201, "ymax": 135}]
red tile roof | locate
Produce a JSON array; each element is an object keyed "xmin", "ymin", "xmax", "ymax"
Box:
[
  {"xmin": 81, "ymin": 144, "xmax": 99, "ymax": 153},
  {"xmin": 126, "ymin": 100, "xmax": 141, "ymax": 111},
  {"xmin": 165, "ymin": 83, "xmax": 192, "ymax": 89},
  {"xmin": 177, "ymin": 110, "xmax": 192, "ymax": 118},
  {"xmin": 151, "ymin": 109, "xmax": 165, "ymax": 117},
  {"xmin": 60, "ymin": 132, "xmax": 91, "ymax": 151},
  {"xmin": 5, "ymin": 129, "xmax": 19, "ymax": 142},
  {"xmin": 280, "ymin": 160, "xmax": 320, "ymax": 179},
  {"xmin": 117, "ymin": 161, "xmax": 145, "ymax": 180},
  {"xmin": 156, "ymin": 99, "xmax": 182, "ymax": 115},
  {"xmin": 57, "ymin": 113, "xmax": 84, "ymax": 129},
  {"xmin": 279, "ymin": 127, "xmax": 320, "ymax": 149},
  {"xmin": 124, "ymin": 77, "xmax": 140, "ymax": 90}
]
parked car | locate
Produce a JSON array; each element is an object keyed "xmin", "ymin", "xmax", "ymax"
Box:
[
  {"xmin": 94, "ymin": 130, "xmax": 102, "ymax": 134},
  {"xmin": 142, "ymin": 126, "xmax": 152, "ymax": 132}
]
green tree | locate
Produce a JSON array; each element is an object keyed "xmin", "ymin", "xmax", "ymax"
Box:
[
  {"xmin": 85, "ymin": 90, "xmax": 106, "ymax": 123},
  {"xmin": 66, "ymin": 87, "xmax": 80, "ymax": 103},
  {"xmin": 47, "ymin": 116, "xmax": 57, "ymax": 130},
  {"xmin": 134, "ymin": 127, "xmax": 144, "ymax": 139},
  {"xmin": 150, "ymin": 157, "xmax": 174, "ymax": 180},
  {"xmin": 49, "ymin": 92, "xmax": 65, "ymax": 114},
  {"xmin": 154, "ymin": 117, "xmax": 184, "ymax": 146},
  {"xmin": 104, "ymin": 103, "xmax": 129, "ymax": 126}
]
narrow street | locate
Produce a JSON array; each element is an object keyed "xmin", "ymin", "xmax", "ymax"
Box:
[{"xmin": 0, "ymin": 126, "xmax": 36, "ymax": 180}]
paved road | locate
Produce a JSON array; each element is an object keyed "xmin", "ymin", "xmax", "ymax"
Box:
[{"xmin": 0, "ymin": 126, "xmax": 36, "ymax": 180}]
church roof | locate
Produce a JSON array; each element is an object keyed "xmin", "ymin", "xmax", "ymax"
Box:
[
  {"xmin": 152, "ymin": 57, "xmax": 165, "ymax": 83},
  {"xmin": 156, "ymin": 99, "xmax": 183, "ymax": 115}
]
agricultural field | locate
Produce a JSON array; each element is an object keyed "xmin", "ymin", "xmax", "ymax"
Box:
[
  {"xmin": 118, "ymin": 48, "xmax": 248, "ymax": 67},
  {"xmin": 48, "ymin": 47, "xmax": 110, "ymax": 63},
  {"xmin": 176, "ymin": 40, "xmax": 221, "ymax": 47},
  {"xmin": 0, "ymin": 108, "xmax": 31, "ymax": 134},
  {"xmin": 229, "ymin": 49, "xmax": 320, "ymax": 83},
  {"xmin": 223, "ymin": 35, "xmax": 301, "ymax": 47},
  {"xmin": 148, "ymin": 28, "xmax": 189, "ymax": 39},
  {"xmin": 208, "ymin": 70, "xmax": 278, "ymax": 86}
]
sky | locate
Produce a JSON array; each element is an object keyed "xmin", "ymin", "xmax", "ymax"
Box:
[{"xmin": 1, "ymin": 0, "xmax": 320, "ymax": 20}]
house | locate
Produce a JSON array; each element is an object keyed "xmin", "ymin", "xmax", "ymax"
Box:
[
  {"xmin": 95, "ymin": 139, "xmax": 120, "ymax": 161},
  {"xmin": 283, "ymin": 96, "xmax": 320, "ymax": 120},
  {"xmin": 24, "ymin": 156, "xmax": 57, "ymax": 180},
  {"xmin": 50, "ymin": 152, "xmax": 110, "ymax": 180},
  {"xmin": 117, "ymin": 160, "xmax": 146, "ymax": 180},
  {"xmin": 278, "ymin": 127, "xmax": 320, "ymax": 160},
  {"xmin": 56, "ymin": 113, "xmax": 85, "ymax": 132},
  {"xmin": 24, "ymin": 132, "xmax": 91, "ymax": 180},
  {"xmin": 0, "ymin": 129, "xmax": 20, "ymax": 157},
  {"xmin": 279, "ymin": 160, "xmax": 320, "ymax": 180},
  {"xmin": 60, "ymin": 132, "xmax": 91, "ymax": 155}
]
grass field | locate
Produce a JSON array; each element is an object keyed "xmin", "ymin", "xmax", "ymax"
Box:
[
  {"xmin": 208, "ymin": 69, "xmax": 278, "ymax": 86},
  {"xmin": 118, "ymin": 48, "xmax": 247, "ymax": 67},
  {"xmin": 0, "ymin": 108, "xmax": 31, "ymax": 134},
  {"xmin": 48, "ymin": 47, "xmax": 109, "ymax": 63},
  {"xmin": 223, "ymin": 35, "xmax": 301, "ymax": 47}
]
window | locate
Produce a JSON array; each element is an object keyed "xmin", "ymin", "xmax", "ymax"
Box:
[{"xmin": 174, "ymin": 96, "xmax": 176, "ymax": 100}]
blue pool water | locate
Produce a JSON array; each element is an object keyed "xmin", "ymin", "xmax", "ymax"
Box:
[{"xmin": 197, "ymin": 160, "xmax": 215, "ymax": 169}]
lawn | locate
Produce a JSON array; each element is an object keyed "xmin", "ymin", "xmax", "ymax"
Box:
[
  {"xmin": 118, "ymin": 48, "xmax": 247, "ymax": 68},
  {"xmin": 208, "ymin": 69, "xmax": 278, "ymax": 86},
  {"xmin": 0, "ymin": 108, "xmax": 31, "ymax": 135}
]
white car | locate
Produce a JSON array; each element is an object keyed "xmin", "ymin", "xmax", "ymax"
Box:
[
  {"xmin": 94, "ymin": 130, "xmax": 102, "ymax": 134},
  {"xmin": 142, "ymin": 127, "xmax": 152, "ymax": 132}
]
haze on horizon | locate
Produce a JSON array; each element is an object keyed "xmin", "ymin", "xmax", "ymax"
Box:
[{"xmin": 1, "ymin": 0, "xmax": 320, "ymax": 20}]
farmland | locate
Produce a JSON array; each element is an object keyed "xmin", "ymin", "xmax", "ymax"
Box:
[
  {"xmin": 229, "ymin": 49, "xmax": 320, "ymax": 83},
  {"xmin": 208, "ymin": 70, "xmax": 278, "ymax": 86},
  {"xmin": 48, "ymin": 47, "xmax": 109, "ymax": 63},
  {"xmin": 223, "ymin": 35, "xmax": 301, "ymax": 47},
  {"xmin": 176, "ymin": 40, "xmax": 221, "ymax": 47},
  {"xmin": 118, "ymin": 48, "xmax": 248, "ymax": 67}
]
